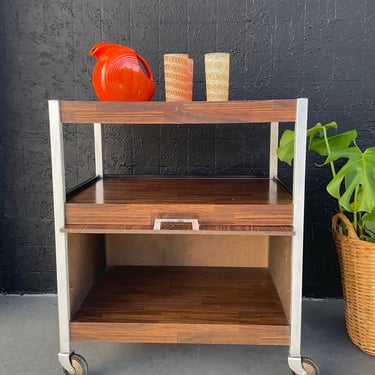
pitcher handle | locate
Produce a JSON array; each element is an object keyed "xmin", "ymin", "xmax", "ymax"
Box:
[{"xmin": 136, "ymin": 53, "xmax": 154, "ymax": 80}]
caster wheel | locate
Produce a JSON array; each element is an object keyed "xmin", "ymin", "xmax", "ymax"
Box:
[
  {"xmin": 291, "ymin": 357, "xmax": 319, "ymax": 375},
  {"xmin": 63, "ymin": 353, "xmax": 88, "ymax": 375}
]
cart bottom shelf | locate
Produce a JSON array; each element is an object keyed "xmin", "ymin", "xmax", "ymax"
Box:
[{"xmin": 70, "ymin": 266, "xmax": 290, "ymax": 345}]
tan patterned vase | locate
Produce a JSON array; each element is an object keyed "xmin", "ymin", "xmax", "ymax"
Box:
[
  {"xmin": 204, "ymin": 52, "xmax": 230, "ymax": 101},
  {"xmin": 164, "ymin": 53, "xmax": 192, "ymax": 102}
]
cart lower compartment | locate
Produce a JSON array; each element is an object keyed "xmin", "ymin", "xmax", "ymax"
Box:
[{"xmin": 70, "ymin": 266, "xmax": 290, "ymax": 345}]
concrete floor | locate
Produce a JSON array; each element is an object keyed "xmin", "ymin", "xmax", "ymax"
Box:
[{"xmin": 0, "ymin": 296, "xmax": 374, "ymax": 375}]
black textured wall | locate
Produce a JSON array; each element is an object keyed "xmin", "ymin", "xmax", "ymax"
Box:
[{"xmin": 0, "ymin": 0, "xmax": 374, "ymax": 296}]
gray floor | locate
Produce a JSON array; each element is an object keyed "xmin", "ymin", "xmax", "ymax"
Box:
[{"xmin": 0, "ymin": 296, "xmax": 374, "ymax": 374}]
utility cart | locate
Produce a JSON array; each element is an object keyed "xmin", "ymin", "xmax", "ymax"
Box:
[{"xmin": 48, "ymin": 99, "xmax": 318, "ymax": 375}]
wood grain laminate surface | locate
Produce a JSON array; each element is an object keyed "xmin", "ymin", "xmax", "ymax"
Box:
[
  {"xmin": 62, "ymin": 224, "xmax": 294, "ymax": 235},
  {"xmin": 60, "ymin": 100, "xmax": 297, "ymax": 124},
  {"xmin": 66, "ymin": 177, "xmax": 290, "ymax": 204},
  {"xmin": 70, "ymin": 266, "xmax": 290, "ymax": 344},
  {"xmin": 65, "ymin": 177, "xmax": 293, "ymax": 227}
]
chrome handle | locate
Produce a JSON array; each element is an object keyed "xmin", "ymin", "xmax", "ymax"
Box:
[{"xmin": 153, "ymin": 218, "xmax": 200, "ymax": 231}]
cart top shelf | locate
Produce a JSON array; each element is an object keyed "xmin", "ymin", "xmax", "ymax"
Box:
[
  {"xmin": 54, "ymin": 99, "xmax": 303, "ymax": 125},
  {"xmin": 49, "ymin": 98, "xmax": 308, "ymax": 235}
]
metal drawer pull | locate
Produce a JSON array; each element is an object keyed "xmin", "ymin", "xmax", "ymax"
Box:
[{"xmin": 153, "ymin": 218, "xmax": 200, "ymax": 231}]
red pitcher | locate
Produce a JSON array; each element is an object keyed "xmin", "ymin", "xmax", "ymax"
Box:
[{"xmin": 90, "ymin": 43, "xmax": 156, "ymax": 101}]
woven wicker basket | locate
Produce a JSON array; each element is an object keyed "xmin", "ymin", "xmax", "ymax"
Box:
[{"xmin": 332, "ymin": 213, "xmax": 375, "ymax": 356}]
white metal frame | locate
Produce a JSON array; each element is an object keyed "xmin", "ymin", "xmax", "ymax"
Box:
[
  {"xmin": 269, "ymin": 121, "xmax": 279, "ymax": 179},
  {"xmin": 94, "ymin": 122, "xmax": 103, "ymax": 177},
  {"xmin": 49, "ymin": 98, "xmax": 310, "ymax": 375},
  {"xmin": 288, "ymin": 98, "xmax": 309, "ymax": 375},
  {"xmin": 49, "ymin": 100, "xmax": 75, "ymax": 374},
  {"xmin": 49, "ymin": 101, "xmax": 105, "ymax": 374},
  {"xmin": 268, "ymin": 98, "xmax": 309, "ymax": 375}
]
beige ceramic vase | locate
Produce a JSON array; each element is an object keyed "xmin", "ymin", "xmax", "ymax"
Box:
[{"xmin": 204, "ymin": 52, "xmax": 230, "ymax": 101}]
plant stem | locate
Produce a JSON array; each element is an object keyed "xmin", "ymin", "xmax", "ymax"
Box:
[
  {"xmin": 322, "ymin": 126, "xmax": 344, "ymax": 212},
  {"xmin": 358, "ymin": 212, "xmax": 364, "ymax": 238},
  {"xmin": 353, "ymin": 186, "xmax": 359, "ymax": 234},
  {"xmin": 322, "ymin": 126, "xmax": 336, "ymax": 178}
]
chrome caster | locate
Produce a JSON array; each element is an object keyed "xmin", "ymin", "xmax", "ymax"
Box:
[
  {"xmin": 62, "ymin": 353, "xmax": 88, "ymax": 375},
  {"xmin": 291, "ymin": 357, "xmax": 319, "ymax": 375}
]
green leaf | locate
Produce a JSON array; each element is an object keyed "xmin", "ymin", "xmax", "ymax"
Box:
[
  {"xmin": 360, "ymin": 211, "xmax": 375, "ymax": 237},
  {"xmin": 326, "ymin": 147, "xmax": 375, "ymax": 212},
  {"xmin": 277, "ymin": 122, "xmax": 339, "ymax": 165},
  {"xmin": 307, "ymin": 121, "xmax": 337, "ymax": 139},
  {"xmin": 277, "ymin": 129, "xmax": 295, "ymax": 165},
  {"xmin": 364, "ymin": 222, "xmax": 375, "ymax": 237},
  {"xmin": 359, "ymin": 234, "xmax": 375, "ymax": 243},
  {"xmin": 310, "ymin": 130, "xmax": 357, "ymax": 158},
  {"xmin": 323, "ymin": 143, "xmax": 361, "ymax": 165}
]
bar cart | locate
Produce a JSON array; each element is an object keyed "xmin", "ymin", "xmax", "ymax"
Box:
[{"xmin": 48, "ymin": 99, "xmax": 318, "ymax": 375}]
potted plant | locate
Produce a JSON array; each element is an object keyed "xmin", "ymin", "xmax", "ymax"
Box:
[{"xmin": 277, "ymin": 121, "xmax": 375, "ymax": 356}]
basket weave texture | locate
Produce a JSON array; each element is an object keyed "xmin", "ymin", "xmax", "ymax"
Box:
[{"xmin": 332, "ymin": 213, "xmax": 375, "ymax": 356}]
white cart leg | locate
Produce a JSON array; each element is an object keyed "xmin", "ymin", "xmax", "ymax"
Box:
[
  {"xmin": 55, "ymin": 231, "xmax": 75, "ymax": 374},
  {"xmin": 288, "ymin": 99, "xmax": 318, "ymax": 375},
  {"xmin": 49, "ymin": 100, "xmax": 75, "ymax": 374}
]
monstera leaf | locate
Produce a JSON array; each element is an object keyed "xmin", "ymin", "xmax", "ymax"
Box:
[
  {"xmin": 309, "ymin": 129, "xmax": 357, "ymax": 158},
  {"xmin": 306, "ymin": 122, "xmax": 337, "ymax": 155},
  {"xmin": 326, "ymin": 147, "xmax": 375, "ymax": 213},
  {"xmin": 360, "ymin": 211, "xmax": 375, "ymax": 242},
  {"xmin": 277, "ymin": 129, "xmax": 295, "ymax": 165},
  {"xmin": 276, "ymin": 122, "xmax": 353, "ymax": 165}
]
